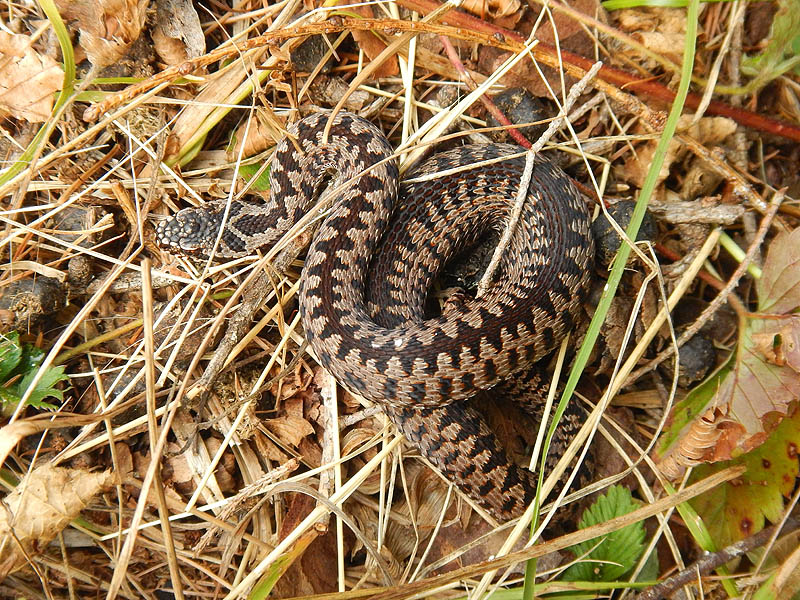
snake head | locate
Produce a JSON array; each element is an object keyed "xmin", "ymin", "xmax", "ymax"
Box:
[{"xmin": 155, "ymin": 208, "xmax": 221, "ymax": 256}]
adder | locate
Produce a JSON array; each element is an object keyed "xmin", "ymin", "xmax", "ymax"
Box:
[{"xmin": 156, "ymin": 111, "xmax": 595, "ymax": 521}]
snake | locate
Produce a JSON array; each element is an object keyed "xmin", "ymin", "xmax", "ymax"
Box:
[{"xmin": 156, "ymin": 111, "xmax": 595, "ymax": 521}]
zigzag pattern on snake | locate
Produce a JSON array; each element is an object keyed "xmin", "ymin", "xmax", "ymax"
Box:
[{"xmin": 156, "ymin": 111, "xmax": 595, "ymax": 521}]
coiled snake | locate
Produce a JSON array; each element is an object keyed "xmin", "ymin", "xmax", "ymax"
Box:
[{"xmin": 156, "ymin": 111, "xmax": 595, "ymax": 521}]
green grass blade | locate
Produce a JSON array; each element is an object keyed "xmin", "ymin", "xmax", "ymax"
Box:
[{"xmin": 522, "ymin": 0, "xmax": 701, "ymax": 595}]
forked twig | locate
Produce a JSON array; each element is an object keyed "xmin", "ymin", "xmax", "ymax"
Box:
[
  {"xmin": 477, "ymin": 61, "xmax": 602, "ymax": 297},
  {"xmin": 627, "ymin": 190, "xmax": 784, "ymax": 384}
]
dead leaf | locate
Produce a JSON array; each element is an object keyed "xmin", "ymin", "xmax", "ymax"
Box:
[
  {"xmin": 614, "ymin": 7, "xmax": 689, "ymax": 69},
  {"xmin": 630, "ymin": 31, "xmax": 686, "ymax": 63},
  {"xmin": 0, "ymin": 32, "xmax": 62, "ymax": 123},
  {"xmin": 757, "ymin": 227, "xmax": 800, "ymax": 315},
  {"xmin": 230, "ymin": 110, "xmax": 284, "ymax": 159},
  {"xmin": 265, "ymin": 415, "xmax": 315, "ymax": 448},
  {"xmin": 55, "ymin": 0, "xmax": 149, "ymax": 68},
  {"xmin": 254, "ymin": 433, "xmax": 292, "ymax": 463},
  {"xmin": 623, "ymin": 116, "xmax": 737, "ymax": 188},
  {"xmin": 348, "ymin": 5, "xmax": 398, "ymax": 79},
  {"xmin": 271, "ymin": 494, "xmax": 342, "ymax": 597},
  {"xmin": 716, "ymin": 318, "xmax": 800, "ymax": 456},
  {"xmin": 476, "ymin": 0, "xmax": 599, "ymax": 96},
  {"xmin": 0, "ymin": 463, "xmax": 115, "ymax": 577},
  {"xmin": 152, "ymin": 0, "xmax": 205, "ymax": 65},
  {"xmin": 462, "ymin": 0, "xmax": 522, "ymax": 23},
  {"xmin": 657, "ymin": 227, "xmax": 800, "ymax": 474},
  {"xmin": 751, "ymin": 322, "xmax": 800, "ymax": 369}
]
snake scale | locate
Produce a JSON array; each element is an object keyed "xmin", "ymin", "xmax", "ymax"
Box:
[{"xmin": 156, "ymin": 111, "xmax": 595, "ymax": 521}]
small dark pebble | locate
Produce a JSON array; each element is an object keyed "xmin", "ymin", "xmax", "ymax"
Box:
[
  {"xmin": 592, "ymin": 200, "xmax": 657, "ymax": 267},
  {"xmin": 487, "ymin": 88, "xmax": 550, "ymax": 144},
  {"xmin": 659, "ymin": 333, "xmax": 717, "ymax": 388}
]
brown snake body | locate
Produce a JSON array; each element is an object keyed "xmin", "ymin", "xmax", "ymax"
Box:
[{"xmin": 156, "ymin": 112, "xmax": 595, "ymax": 520}]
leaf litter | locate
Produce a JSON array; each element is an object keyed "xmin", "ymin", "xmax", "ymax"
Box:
[{"xmin": 0, "ymin": 0, "xmax": 800, "ymax": 598}]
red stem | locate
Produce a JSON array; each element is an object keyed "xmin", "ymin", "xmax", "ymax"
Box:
[
  {"xmin": 438, "ymin": 34, "xmax": 533, "ymax": 148},
  {"xmin": 399, "ymin": 0, "xmax": 800, "ymax": 143}
]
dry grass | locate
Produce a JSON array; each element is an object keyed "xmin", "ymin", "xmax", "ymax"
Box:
[{"xmin": 1, "ymin": 0, "xmax": 799, "ymax": 599}]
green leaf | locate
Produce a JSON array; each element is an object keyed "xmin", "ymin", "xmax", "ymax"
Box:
[
  {"xmin": 238, "ymin": 162, "xmax": 272, "ymax": 192},
  {"xmin": 0, "ymin": 332, "xmax": 24, "ymax": 383},
  {"xmin": 0, "ymin": 389, "xmax": 23, "ymax": 412},
  {"xmin": 741, "ymin": 0, "xmax": 800, "ymax": 90},
  {"xmin": 562, "ymin": 486, "xmax": 647, "ymax": 582},
  {"xmin": 17, "ymin": 343, "xmax": 45, "ymax": 376},
  {"xmin": 0, "ymin": 332, "xmax": 68, "ymax": 414},
  {"xmin": 10, "ymin": 365, "xmax": 68, "ymax": 411},
  {"xmin": 689, "ymin": 408, "xmax": 800, "ymax": 548}
]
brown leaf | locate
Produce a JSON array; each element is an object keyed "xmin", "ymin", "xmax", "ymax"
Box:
[
  {"xmin": 658, "ymin": 407, "xmax": 726, "ymax": 479},
  {"xmin": 0, "ymin": 32, "xmax": 62, "ymax": 123},
  {"xmin": 462, "ymin": 0, "xmax": 522, "ymax": 23},
  {"xmin": 658, "ymin": 228, "xmax": 800, "ymax": 472},
  {"xmin": 623, "ymin": 116, "xmax": 736, "ymax": 188},
  {"xmin": 757, "ymin": 227, "xmax": 800, "ymax": 315},
  {"xmin": 348, "ymin": 5, "xmax": 398, "ymax": 79},
  {"xmin": 751, "ymin": 322, "xmax": 800, "ymax": 370},
  {"xmin": 265, "ymin": 415, "xmax": 315, "ymax": 448},
  {"xmin": 711, "ymin": 317, "xmax": 800, "ymax": 457},
  {"xmin": 476, "ymin": 0, "xmax": 598, "ymax": 96},
  {"xmin": 0, "ymin": 463, "xmax": 115, "ymax": 577},
  {"xmin": 55, "ymin": 0, "xmax": 149, "ymax": 68},
  {"xmin": 271, "ymin": 494, "xmax": 342, "ymax": 597},
  {"xmin": 152, "ymin": 0, "xmax": 205, "ymax": 65}
]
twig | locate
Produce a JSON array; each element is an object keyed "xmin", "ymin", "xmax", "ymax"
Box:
[
  {"xmin": 364, "ymin": 467, "xmax": 745, "ymax": 600},
  {"xmin": 655, "ymin": 243, "xmax": 724, "ymax": 291},
  {"xmin": 477, "ymin": 62, "xmax": 602, "ymax": 297},
  {"xmin": 632, "ymin": 517, "xmax": 800, "ymax": 600},
  {"xmin": 679, "ymin": 135, "xmax": 768, "ymax": 214},
  {"xmin": 627, "ymin": 189, "xmax": 784, "ymax": 384},
  {"xmin": 80, "ymin": 15, "xmax": 800, "ymax": 143},
  {"xmin": 395, "ymin": 0, "xmax": 800, "ymax": 142},
  {"xmin": 184, "ymin": 229, "xmax": 315, "ymax": 410}
]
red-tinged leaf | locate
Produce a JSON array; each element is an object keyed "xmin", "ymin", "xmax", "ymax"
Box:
[
  {"xmin": 714, "ymin": 318, "xmax": 800, "ymax": 457},
  {"xmin": 757, "ymin": 227, "xmax": 800, "ymax": 315},
  {"xmin": 750, "ymin": 317, "xmax": 800, "ymax": 372},
  {"xmin": 657, "ymin": 318, "xmax": 800, "ymax": 473},
  {"xmin": 688, "ymin": 408, "xmax": 800, "ymax": 548},
  {"xmin": 657, "ymin": 228, "xmax": 800, "ymax": 476}
]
